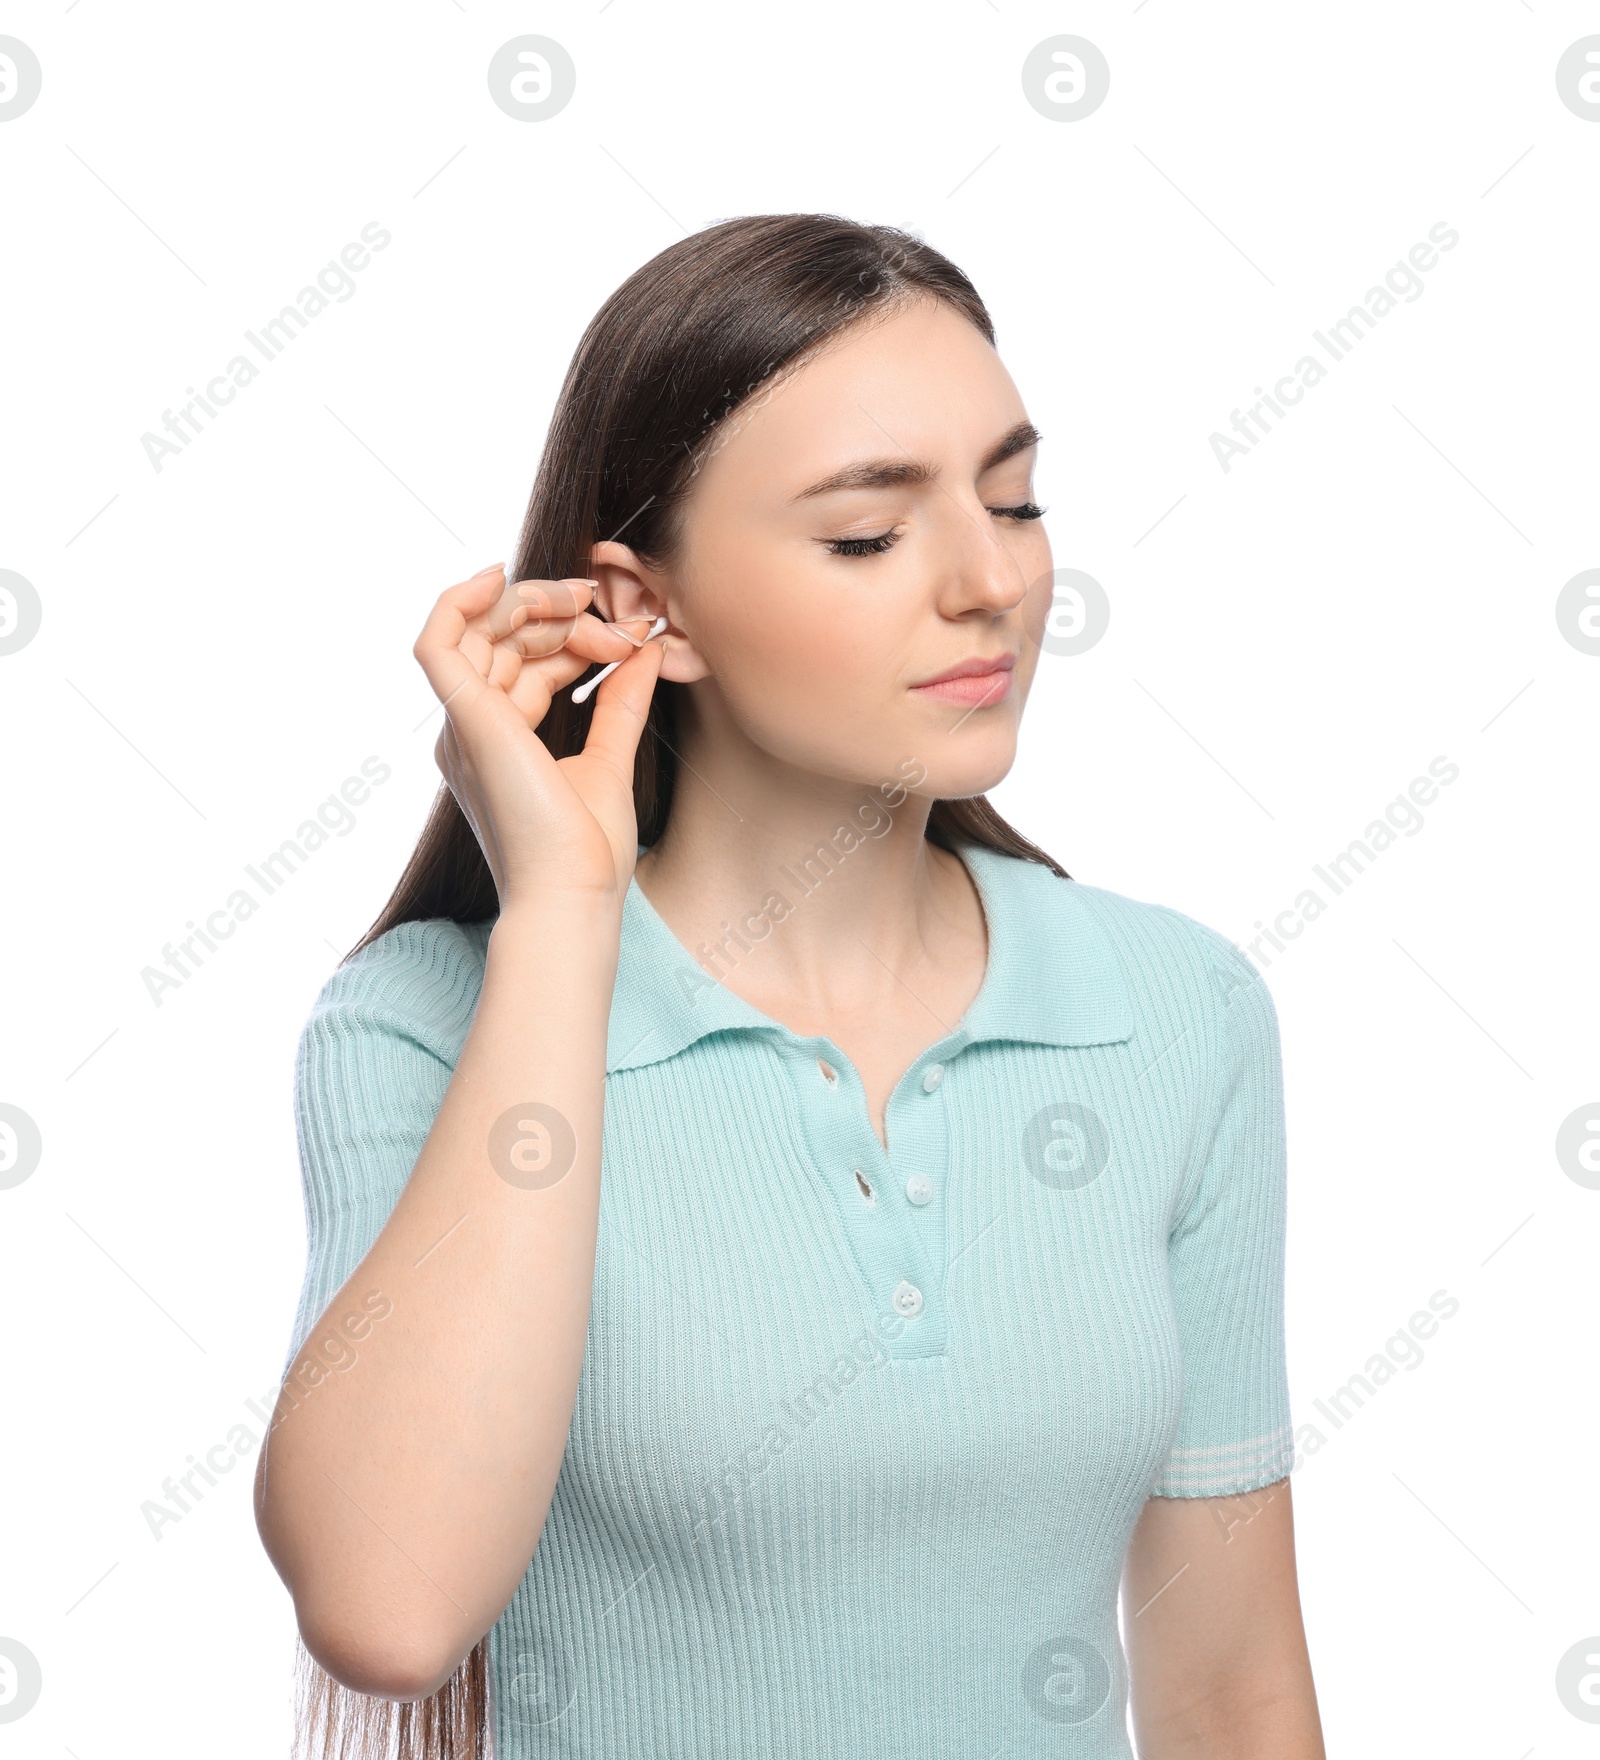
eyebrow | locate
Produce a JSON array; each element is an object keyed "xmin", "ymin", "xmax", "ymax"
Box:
[{"xmin": 790, "ymin": 419, "xmax": 1043, "ymax": 501}]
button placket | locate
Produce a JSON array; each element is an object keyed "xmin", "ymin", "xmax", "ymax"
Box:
[
  {"xmin": 870, "ymin": 1047, "xmax": 961, "ymax": 1355},
  {"xmin": 787, "ymin": 1038, "xmax": 900, "ymax": 1273},
  {"xmin": 779, "ymin": 1035, "xmax": 954, "ymax": 1361}
]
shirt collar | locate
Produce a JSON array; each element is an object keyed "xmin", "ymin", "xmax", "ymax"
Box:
[{"xmin": 605, "ymin": 841, "xmax": 1133, "ymax": 1074}]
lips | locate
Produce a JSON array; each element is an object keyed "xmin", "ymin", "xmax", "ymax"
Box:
[{"xmin": 909, "ymin": 653, "xmax": 1017, "ymax": 708}]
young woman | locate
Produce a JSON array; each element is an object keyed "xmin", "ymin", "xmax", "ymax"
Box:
[{"xmin": 255, "ymin": 214, "xmax": 1325, "ymax": 1759}]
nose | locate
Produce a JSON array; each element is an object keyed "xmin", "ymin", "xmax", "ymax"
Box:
[{"xmin": 934, "ymin": 494, "xmax": 1032, "ymax": 620}]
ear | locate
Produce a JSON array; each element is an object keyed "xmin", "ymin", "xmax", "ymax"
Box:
[{"xmin": 586, "ymin": 540, "xmax": 711, "ymax": 684}]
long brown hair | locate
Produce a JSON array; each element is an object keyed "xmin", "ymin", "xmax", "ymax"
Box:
[{"xmin": 314, "ymin": 212, "xmax": 1066, "ymax": 1758}]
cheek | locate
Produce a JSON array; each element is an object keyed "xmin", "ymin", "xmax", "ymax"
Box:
[
  {"xmin": 755, "ymin": 610, "xmax": 842, "ymax": 678},
  {"xmin": 1022, "ymin": 570, "xmax": 1054, "ymax": 648},
  {"xmin": 721, "ymin": 616, "xmax": 880, "ymax": 750},
  {"xmin": 1004, "ymin": 581, "xmax": 1051, "ymax": 700},
  {"xmin": 702, "ymin": 574, "xmax": 877, "ymax": 704}
]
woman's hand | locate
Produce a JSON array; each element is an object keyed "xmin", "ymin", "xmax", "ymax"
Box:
[{"xmin": 412, "ymin": 562, "xmax": 665, "ymax": 911}]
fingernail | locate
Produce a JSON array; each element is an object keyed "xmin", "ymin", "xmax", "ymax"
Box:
[{"xmin": 472, "ymin": 562, "xmax": 504, "ymax": 578}]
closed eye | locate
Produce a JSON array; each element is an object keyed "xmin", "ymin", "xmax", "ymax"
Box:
[
  {"xmin": 823, "ymin": 529, "xmax": 901, "ymax": 558},
  {"xmin": 823, "ymin": 501, "xmax": 1047, "ymax": 558}
]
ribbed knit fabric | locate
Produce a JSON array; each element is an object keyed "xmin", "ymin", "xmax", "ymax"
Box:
[{"xmin": 286, "ymin": 844, "xmax": 1294, "ymax": 1757}]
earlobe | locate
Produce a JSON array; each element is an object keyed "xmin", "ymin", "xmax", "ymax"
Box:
[{"xmin": 656, "ymin": 627, "xmax": 712, "ymax": 685}]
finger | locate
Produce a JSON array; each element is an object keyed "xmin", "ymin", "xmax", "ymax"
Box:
[
  {"xmin": 419, "ymin": 571, "xmax": 588, "ymax": 702},
  {"xmin": 498, "ymin": 613, "xmax": 652, "ymax": 720},
  {"xmin": 481, "ymin": 577, "xmax": 595, "ymax": 647},
  {"xmin": 582, "ymin": 636, "xmax": 665, "ymax": 776},
  {"xmin": 513, "ymin": 578, "xmax": 595, "ymax": 623},
  {"xmin": 503, "ymin": 609, "xmax": 655, "ymax": 666},
  {"xmin": 503, "ymin": 642, "xmax": 593, "ymax": 724},
  {"xmin": 442, "ymin": 562, "xmax": 510, "ymax": 617},
  {"xmin": 418, "ymin": 564, "xmax": 507, "ymax": 654},
  {"xmin": 488, "ymin": 610, "xmax": 654, "ymax": 709},
  {"xmin": 414, "ymin": 565, "xmax": 508, "ymax": 709},
  {"xmin": 465, "ymin": 578, "xmax": 594, "ymax": 681},
  {"xmin": 476, "ymin": 582, "xmax": 617, "ymax": 680}
]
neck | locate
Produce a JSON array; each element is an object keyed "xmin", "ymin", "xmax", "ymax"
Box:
[{"xmin": 634, "ymin": 695, "xmax": 971, "ymax": 1015}]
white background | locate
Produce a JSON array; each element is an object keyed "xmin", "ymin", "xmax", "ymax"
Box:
[{"xmin": 2, "ymin": 3, "xmax": 1597, "ymax": 1754}]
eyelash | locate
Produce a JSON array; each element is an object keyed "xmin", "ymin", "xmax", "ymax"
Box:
[{"xmin": 824, "ymin": 502, "xmax": 1047, "ymax": 557}]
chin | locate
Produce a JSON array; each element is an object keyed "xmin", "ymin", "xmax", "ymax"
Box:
[
  {"xmin": 773, "ymin": 713, "xmax": 1019, "ymax": 804},
  {"xmin": 910, "ymin": 735, "xmax": 1019, "ymax": 804}
]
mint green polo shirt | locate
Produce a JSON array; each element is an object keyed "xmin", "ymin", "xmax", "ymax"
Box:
[{"xmin": 286, "ymin": 842, "xmax": 1294, "ymax": 1757}]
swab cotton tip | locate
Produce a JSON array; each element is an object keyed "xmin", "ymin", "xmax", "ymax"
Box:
[{"xmin": 570, "ymin": 616, "xmax": 668, "ymax": 704}]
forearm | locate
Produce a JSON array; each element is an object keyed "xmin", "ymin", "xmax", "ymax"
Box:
[
  {"xmin": 256, "ymin": 898, "xmax": 619, "ymax": 1694},
  {"xmin": 1125, "ymin": 1486, "xmax": 1325, "ymax": 1760}
]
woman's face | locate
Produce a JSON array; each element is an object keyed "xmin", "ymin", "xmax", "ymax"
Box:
[{"xmin": 598, "ymin": 295, "xmax": 1054, "ymax": 802}]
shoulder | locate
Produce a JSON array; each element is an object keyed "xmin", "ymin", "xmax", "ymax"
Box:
[
  {"xmin": 1065, "ymin": 877, "xmax": 1259, "ymax": 999},
  {"xmin": 978, "ymin": 848, "xmax": 1252, "ymax": 996},
  {"xmin": 1066, "ymin": 881, "xmax": 1281, "ymax": 1093},
  {"xmin": 298, "ymin": 916, "xmax": 494, "ymax": 1073},
  {"xmin": 978, "ymin": 851, "xmax": 1276, "ymax": 1057}
]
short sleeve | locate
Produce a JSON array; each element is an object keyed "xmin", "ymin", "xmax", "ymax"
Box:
[
  {"xmin": 284, "ymin": 917, "xmax": 488, "ymax": 1366},
  {"xmin": 1150, "ymin": 929, "xmax": 1295, "ymax": 1498}
]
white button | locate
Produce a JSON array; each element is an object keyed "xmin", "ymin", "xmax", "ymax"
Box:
[
  {"xmin": 905, "ymin": 1174, "xmax": 933, "ymax": 1207},
  {"xmin": 892, "ymin": 1279, "xmax": 924, "ymax": 1318},
  {"xmin": 817, "ymin": 1057, "xmax": 838, "ymax": 1084},
  {"xmin": 922, "ymin": 1064, "xmax": 945, "ymax": 1093}
]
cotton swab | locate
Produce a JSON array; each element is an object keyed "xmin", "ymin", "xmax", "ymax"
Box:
[{"xmin": 570, "ymin": 615, "xmax": 668, "ymax": 704}]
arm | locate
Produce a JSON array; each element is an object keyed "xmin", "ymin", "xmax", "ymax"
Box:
[
  {"xmin": 1125, "ymin": 920, "xmax": 1321, "ymax": 1752},
  {"xmin": 254, "ymin": 566, "xmax": 665, "ymax": 1700},
  {"xmin": 256, "ymin": 903, "xmax": 618, "ymax": 1699},
  {"xmin": 1122, "ymin": 1480, "xmax": 1324, "ymax": 1757}
]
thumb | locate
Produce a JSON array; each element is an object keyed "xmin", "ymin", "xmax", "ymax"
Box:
[{"xmin": 581, "ymin": 636, "xmax": 665, "ymax": 777}]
